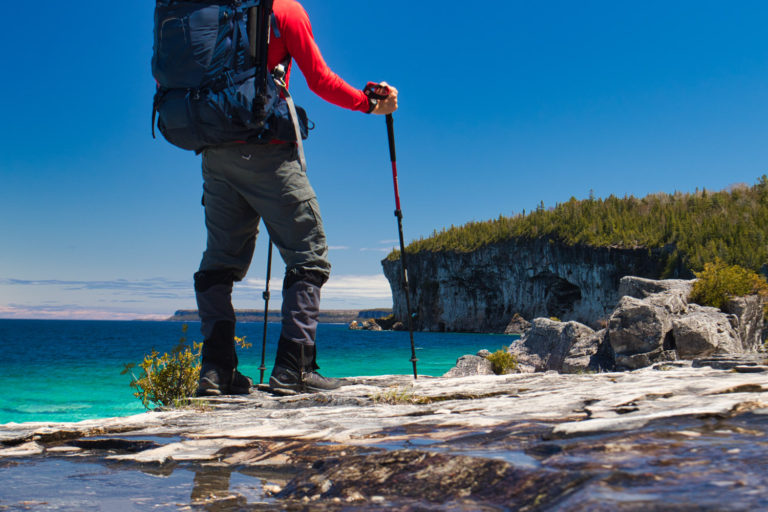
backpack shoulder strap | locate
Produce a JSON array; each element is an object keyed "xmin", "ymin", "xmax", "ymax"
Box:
[{"xmin": 272, "ymin": 67, "xmax": 307, "ymax": 172}]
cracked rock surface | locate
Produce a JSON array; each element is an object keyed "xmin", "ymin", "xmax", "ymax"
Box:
[{"xmin": 1, "ymin": 365, "xmax": 767, "ymax": 510}]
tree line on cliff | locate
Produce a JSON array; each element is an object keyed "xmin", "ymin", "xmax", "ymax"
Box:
[{"xmin": 390, "ymin": 176, "xmax": 768, "ymax": 277}]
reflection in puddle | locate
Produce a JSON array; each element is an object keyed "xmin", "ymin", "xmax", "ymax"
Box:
[
  {"xmin": 0, "ymin": 458, "xmax": 270, "ymax": 511},
  {"xmin": 190, "ymin": 467, "xmax": 267, "ymax": 509},
  {"xmin": 369, "ymin": 438, "xmax": 541, "ymax": 468}
]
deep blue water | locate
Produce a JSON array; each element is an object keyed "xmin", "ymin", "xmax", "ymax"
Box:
[{"xmin": 0, "ymin": 319, "xmax": 511, "ymax": 424}]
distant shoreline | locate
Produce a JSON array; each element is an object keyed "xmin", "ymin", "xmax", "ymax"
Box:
[{"xmin": 167, "ymin": 308, "xmax": 393, "ymax": 324}]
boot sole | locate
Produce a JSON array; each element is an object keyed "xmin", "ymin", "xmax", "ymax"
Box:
[
  {"xmin": 229, "ymin": 385, "xmax": 252, "ymax": 395},
  {"xmin": 195, "ymin": 386, "xmax": 223, "ymax": 397},
  {"xmin": 267, "ymin": 379, "xmax": 340, "ymax": 395},
  {"xmin": 268, "ymin": 376, "xmax": 301, "ymax": 395}
]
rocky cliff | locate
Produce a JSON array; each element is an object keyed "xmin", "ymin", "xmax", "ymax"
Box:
[{"xmin": 382, "ymin": 238, "xmax": 679, "ymax": 332}]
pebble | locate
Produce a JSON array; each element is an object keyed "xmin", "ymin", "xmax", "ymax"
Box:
[{"xmin": 262, "ymin": 484, "xmax": 282, "ymax": 495}]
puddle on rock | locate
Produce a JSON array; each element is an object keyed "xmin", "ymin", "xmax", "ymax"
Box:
[
  {"xmin": 0, "ymin": 458, "xmax": 271, "ymax": 511},
  {"xmin": 538, "ymin": 413, "xmax": 768, "ymax": 510}
]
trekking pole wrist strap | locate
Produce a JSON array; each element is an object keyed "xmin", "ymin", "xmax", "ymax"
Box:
[{"xmin": 365, "ymin": 97, "xmax": 378, "ymax": 114}]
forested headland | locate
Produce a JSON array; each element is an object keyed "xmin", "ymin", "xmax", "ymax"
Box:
[{"xmin": 390, "ymin": 176, "xmax": 768, "ymax": 278}]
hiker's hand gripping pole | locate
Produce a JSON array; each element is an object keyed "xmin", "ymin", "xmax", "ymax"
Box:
[{"xmin": 364, "ymin": 82, "xmax": 418, "ymax": 379}]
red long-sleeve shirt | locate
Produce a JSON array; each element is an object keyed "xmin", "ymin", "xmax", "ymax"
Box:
[{"xmin": 268, "ymin": 0, "xmax": 371, "ymax": 113}]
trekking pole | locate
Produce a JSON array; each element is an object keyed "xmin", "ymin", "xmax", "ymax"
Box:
[
  {"xmin": 258, "ymin": 240, "xmax": 274, "ymax": 384},
  {"xmin": 364, "ymin": 83, "xmax": 419, "ymax": 379},
  {"xmin": 250, "ymin": 0, "xmax": 276, "ymax": 386}
]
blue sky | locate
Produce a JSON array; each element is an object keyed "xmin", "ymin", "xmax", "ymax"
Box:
[{"xmin": 1, "ymin": 1, "xmax": 767, "ymax": 319}]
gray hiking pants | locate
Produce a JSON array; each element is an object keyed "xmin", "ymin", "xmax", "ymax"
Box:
[{"xmin": 195, "ymin": 142, "xmax": 331, "ymax": 346}]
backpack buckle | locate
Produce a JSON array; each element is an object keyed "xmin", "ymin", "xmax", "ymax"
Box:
[{"xmin": 272, "ymin": 63, "xmax": 287, "ymax": 89}]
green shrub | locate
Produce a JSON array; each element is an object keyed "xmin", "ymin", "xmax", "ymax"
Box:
[
  {"xmin": 388, "ymin": 175, "xmax": 768, "ymax": 279},
  {"xmin": 487, "ymin": 347, "xmax": 517, "ymax": 375},
  {"xmin": 689, "ymin": 258, "xmax": 768, "ymax": 312},
  {"xmin": 122, "ymin": 325, "xmax": 251, "ymax": 410}
]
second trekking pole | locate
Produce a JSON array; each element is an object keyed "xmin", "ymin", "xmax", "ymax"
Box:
[
  {"xmin": 258, "ymin": 240, "xmax": 274, "ymax": 385},
  {"xmin": 386, "ymin": 113, "xmax": 418, "ymax": 379}
]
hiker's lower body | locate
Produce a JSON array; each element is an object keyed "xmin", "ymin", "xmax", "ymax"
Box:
[{"xmin": 194, "ymin": 142, "xmax": 337, "ymax": 395}]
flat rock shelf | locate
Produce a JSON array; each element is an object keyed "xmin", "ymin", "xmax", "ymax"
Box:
[{"xmin": 1, "ymin": 364, "xmax": 767, "ymax": 511}]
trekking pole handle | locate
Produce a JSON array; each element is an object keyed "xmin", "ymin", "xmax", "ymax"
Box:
[{"xmin": 363, "ymin": 82, "xmax": 391, "ymax": 100}]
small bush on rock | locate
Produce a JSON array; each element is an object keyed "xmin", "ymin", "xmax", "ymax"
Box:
[
  {"xmin": 122, "ymin": 325, "xmax": 250, "ymax": 410},
  {"xmin": 689, "ymin": 258, "xmax": 768, "ymax": 313},
  {"xmin": 487, "ymin": 347, "xmax": 517, "ymax": 375}
]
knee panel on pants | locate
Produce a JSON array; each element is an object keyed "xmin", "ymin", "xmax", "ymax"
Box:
[
  {"xmin": 194, "ymin": 269, "xmax": 236, "ymax": 292},
  {"xmin": 283, "ymin": 267, "xmax": 328, "ymax": 290}
]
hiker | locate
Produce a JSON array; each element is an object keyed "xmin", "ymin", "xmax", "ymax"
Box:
[{"xmin": 180, "ymin": 0, "xmax": 399, "ymax": 395}]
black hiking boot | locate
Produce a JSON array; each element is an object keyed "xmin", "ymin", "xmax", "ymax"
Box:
[
  {"xmin": 269, "ymin": 365, "xmax": 343, "ymax": 394},
  {"xmin": 196, "ymin": 363, "xmax": 232, "ymax": 396},
  {"xmin": 268, "ymin": 337, "xmax": 343, "ymax": 394},
  {"xmin": 230, "ymin": 370, "xmax": 253, "ymax": 394},
  {"xmin": 195, "ymin": 320, "xmax": 252, "ymax": 396},
  {"xmin": 196, "ymin": 364, "xmax": 253, "ymax": 396}
]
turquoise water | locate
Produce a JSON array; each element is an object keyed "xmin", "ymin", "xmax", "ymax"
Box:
[{"xmin": 0, "ymin": 320, "xmax": 511, "ymax": 424}]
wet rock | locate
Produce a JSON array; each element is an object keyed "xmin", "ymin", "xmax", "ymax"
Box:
[
  {"xmin": 277, "ymin": 449, "xmax": 589, "ymax": 509},
  {"xmin": 0, "ymin": 441, "xmax": 43, "ymax": 458},
  {"xmin": 349, "ymin": 321, "xmax": 362, "ymax": 330},
  {"xmin": 509, "ymin": 318, "xmax": 595, "ymax": 373},
  {"xmin": 504, "ymin": 313, "xmax": 531, "ymax": 335},
  {"xmin": 734, "ymin": 365, "xmax": 768, "ymax": 373},
  {"xmin": 1, "ymin": 367, "xmax": 768, "ymax": 510},
  {"xmin": 443, "ymin": 355, "xmax": 494, "ymax": 377}
]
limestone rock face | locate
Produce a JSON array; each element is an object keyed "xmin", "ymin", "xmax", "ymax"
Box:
[
  {"xmin": 504, "ymin": 277, "xmax": 766, "ymax": 373},
  {"xmin": 443, "ymin": 354, "xmax": 494, "ymax": 377},
  {"xmin": 723, "ymin": 296, "xmax": 765, "ymax": 352},
  {"xmin": 504, "ymin": 313, "xmax": 531, "ymax": 335},
  {"xmin": 618, "ymin": 276, "xmax": 693, "ymax": 302},
  {"xmin": 672, "ymin": 307, "xmax": 742, "ymax": 358},
  {"xmin": 608, "ymin": 296, "xmax": 673, "ymax": 357},
  {"xmin": 509, "ymin": 318, "xmax": 596, "ymax": 373},
  {"xmin": 382, "ymin": 239, "xmax": 674, "ymax": 332},
  {"xmin": 563, "ymin": 329, "xmax": 608, "ymax": 373},
  {"xmin": 607, "ymin": 278, "xmax": 764, "ymax": 370}
]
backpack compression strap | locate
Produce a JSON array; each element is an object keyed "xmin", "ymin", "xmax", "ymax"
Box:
[
  {"xmin": 273, "ymin": 63, "xmax": 307, "ymax": 173},
  {"xmin": 249, "ymin": 1, "xmax": 305, "ymax": 171}
]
